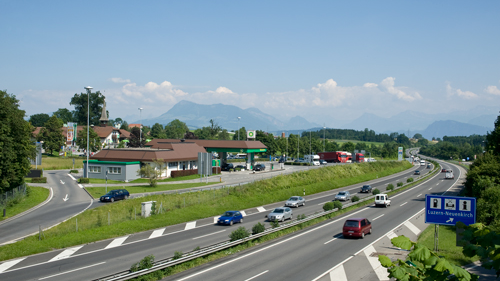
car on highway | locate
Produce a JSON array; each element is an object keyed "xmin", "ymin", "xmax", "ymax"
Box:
[
  {"xmin": 266, "ymin": 207, "xmax": 292, "ymax": 222},
  {"xmin": 285, "ymin": 196, "xmax": 305, "ymax": 208},
  {"xmin": 441, "ymin": 168, "xmax": 447, "ymax": 173},
  {"xmin": 375, "ymin": 193, "xmax": 391, "ymax": 207},
  {"xmin": 217, "ymin": 211, "xmax": 243, "ymax": 225},
  {"xmin": 253, "ymin": 164, "xmax": 266, "ymax": 171},
  {"xmin": 221, "ymin": 163, "xmax": 234, "ymax": 171},
  {"xmin": 100, "ymin": 189, "xmax": 129, "ymax": 202},
  {"xmin": 342, "ymin": 218, "xmax": 372, "ymax": 239},
  {"xmin": 360, "ymin": 185, "xmax": 372, "ymax": 193},
  {"xmin": 427, "ymin": 164, "xmax": 431, "ymax": 169},
  {"xmin": 414, "ymin": 170, "xmax": 420, "ymax": 175},
  {"xmin": 319, "ymin": 159, "xmax": 328, "ymax": 165},
  {"xmin": 335, "ymin": 191, "xmax": 351, "ymax": 201}
]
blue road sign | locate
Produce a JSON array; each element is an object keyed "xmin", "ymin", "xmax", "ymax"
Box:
[{"xmin": 425, "ymin": 195, "xmax": 476, "ymax": 226}]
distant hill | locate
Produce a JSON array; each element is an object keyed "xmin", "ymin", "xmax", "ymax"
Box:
[
  {"xmin": 418, "ymin": 120, "xmax": 491, "ymax": 139},
  {"xmin": 141, "ymin": 100, "xmax": 320, "ymax": 131}
]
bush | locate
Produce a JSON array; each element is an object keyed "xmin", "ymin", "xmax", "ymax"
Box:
[
  {"xmin": 78, "ymin": 177, "xmax": 89, "ymax": 183},
  {"xmin": 270, "ymin": 220, "xmax": 280, "ymax": 228},
  {"xmin": 69, "ymin": 170, "xmax": 79, "ymax": 173},
  {"xmin": 323, "ymin": 202, "xmax": 335, "ymax": 211},
  {"xmin": 252, "ymin": 222, "xmax": 266, "ymax": 234},
  {"xmin": 333, "ymin": 201, "xmax": 343, "ymax": 210},
  {"xmin": 173, "ymin": 251, "xmax": 183, "ymax": 260},
  {"xmin": 387, "ymin": 183, "xmax": 394, "ymax": 191},
  {"xmin": 171, "ymin": 169, "xmax": 198, "ymax": 178},
  {"xmin": 372, "ymin": 188, "xmax": 381, "ymax": 195},
  {"xmin": 397, "ymin": 182, "xmax": 404, "ymax": 187},
  {"xmin": 130, "ymin": 255, "xmax": 155, "ymax": 272},
  {"xmin": 193, "ymin": 246, "xmax": 200, "ymax": 251},
  {"xmin": 407, "ymin": 178, "xmax": 414, "ymax": 183},
  {"xmin": 297, "ymin": 214, "xmax": 307, "ymax": 220},
  {"xmin": 229, "ymin": 226, "xmax": 250, "ymax": 241},
  {"xmin": 31, "ymin": 177, "xmax": 47, "ymax": 183},
  {"xmin": 351, "ymin": 195, "xmax": 360, "ymax": 202}
]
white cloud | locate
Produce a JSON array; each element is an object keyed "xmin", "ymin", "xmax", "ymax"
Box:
[
  {"xmin": 380, "ymin": 77, "xmax": 422, "ymax": 101},
  {"xmin": 446, "ymin": 82, "xmax": 478, "ymax": 99},
  {"xmin": 110, "ymin": 77, "xmax": 131, "ymax": 83},
  {"xmin": 485, "ymin": 85, "xmax": 500, "ymax": 96},
  {"xmin": 363, "ymin": 83, "xmax": 378, "ymax": 88}
]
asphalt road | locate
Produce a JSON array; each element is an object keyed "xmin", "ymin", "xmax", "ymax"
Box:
[
  {"xmin": 0, "ymin": 161, "xmax": 430, "ymax": 281},
  {"xmin": 0, "ymin": 170, "xmax": 93, "ymax": 245}
]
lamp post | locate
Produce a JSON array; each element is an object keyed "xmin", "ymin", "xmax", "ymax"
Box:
[
  {"xmin": 138, "ymin": 108, "xmax": 143, "ymax": 147},
  {"xmin": 323, "ymin": 125, "xmax": 326, "ymax": 152},
  {"xmin": 237, "ymin": 117, "xmax": 241, "ymax": 140},
  {"xmin": 84, "ymin": 86, "xmax": 93, "ymax": 178}
]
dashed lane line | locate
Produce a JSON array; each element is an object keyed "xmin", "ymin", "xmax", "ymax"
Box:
[
  {"xmin": 105, "ymin": 236, "xmax": 129, "ymax": 249},
  {"xmin": 0, "ymin": 258, "xmax": 26, "ymax": 273},
  {"xmin": 149, "ymin": 228, "xmax": 166, "ymax": 239},
  {"xmin": 49, "ymin": 246, "xmax": 83, "ymax": 262},
  {"xmin": 193, "ymin": 230, "xmax": 226, "ymax": 240},
  {"xmin": 185, "ymin": 221, "xmax": 197, "ymax": 230},
  {"xmin": 244, "ymin": 270, "xmax": 269, "ymax": 281}
]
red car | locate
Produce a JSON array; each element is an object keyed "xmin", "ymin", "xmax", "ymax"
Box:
[
  {"xmin": 343, "ymin": 218, "xmax": 372, "ymax": 239},
  {"xmin": 441, "ymin": 169, "xmax": 447, "ymax": 173}
]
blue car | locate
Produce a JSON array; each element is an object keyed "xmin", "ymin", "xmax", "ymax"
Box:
[
  {"xmin": 217, "ymin": 211, "xmax": 243, "ymax": 226},
  {"xmin": 100, "ymin": 189, "xmax": 130, "ymax": 202}
]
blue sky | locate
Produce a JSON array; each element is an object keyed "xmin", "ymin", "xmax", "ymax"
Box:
[{"xmin": 2, "ymin": 0, "xmax": 499, "ymax": 126}]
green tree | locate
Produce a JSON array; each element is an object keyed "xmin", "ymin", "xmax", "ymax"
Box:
[
  {"xmin": 53, "ymin": 108, "xmax": 73, "ymax": 123},
  {"xmin": 37, "ymin": 115, "xmax": 65, "ymax": 155},
  {"xmin": 341, "ymin": 141, "xmax": 355, "ymax": 152},
  {"xmin": 165, "ymin": 119, "xmax": 189, "ymax": 139},
  {"xmin": 128, "ymin": 127, "xmax": 145, "ymax": 147},
  {"xmin": 114, "ymin": 117, "xmax": 124, "ymax": 127},
  {"xmin": 29, "ymin": 113, "xmax": 50, "ymax": 127},
  {"xmin": 234, "ymin": 127, "xmax": 247, "ymax": 140},
  {"xmin": 218, "ymin": 129, "xmax": 231, "ymax": 140},
  {"xmin": 150, "ymin": 123, "xmax": 166, "ymax": 139},
  {"xmin": 413, "ymin": 133, "xmax": 423, "ymax": 139},
  {"xmin": 70, "ymin": 90, "xmax": 106, "ymax": 125},
  {"xmin": 0, "ymin": 90, "xmax": 37, "ymax": 192},
  {"xmin": 137, "ymin": 159, "xmax": 163, "ymax": 187},
  {"xmin": 486, "ymin": 112, "xmax": 500, "ymax": 156},
  {"xmin": 120, "ymin": 121, "xmax": 129, "ymax": 131},
  {"xmin": 76, "ymin": 126, "xmax": 101, "ymax": 152}
]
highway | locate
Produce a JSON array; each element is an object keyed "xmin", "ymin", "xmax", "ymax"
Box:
[{"xmin": 0, "ymin": 161, "xmax": 430, "ymax": 281}]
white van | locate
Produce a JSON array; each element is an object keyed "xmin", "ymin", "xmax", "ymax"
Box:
[
  {"xmin": 420, "ymin": 160, "xmax": 426, "ymax": 166},
  {"xmin": 304, "ymin": 155, "xmax": 320, "ymax": 166},
  {"xmin": 375, "ymin": 194, "xmax": 391, "ymax": 207}
]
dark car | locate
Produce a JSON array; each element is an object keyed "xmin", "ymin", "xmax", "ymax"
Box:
[
  {"xmin": 235, "ymin": 165, "xmax": 246, "ymax": 170},
  {"xmin": 360, "ymin": 185, "xmax": 372, "ymax": 193},
  {"xmin": 217, "ymin": 211, "xmax": 243, "ymax": 225},
  {"xmin": 343, "ymin": 218, "xmax": 372, "ymax": 239},
  {"xmin": 319, "ymin": 159, "xmax": 328, "ymax": 165},
  {"xmin": 414, "ymin": 170, "xmax": 420, "ymax": 175},
  {"xmin": 253, "ymin": 164, "xmax": 266, "ymax": 171},
  {"xmin": 100, "ymin": 189, "xmax": 129, "ymax": 202},
  {"xmin": 221, "ymin": 163, "xmax": 234, "ymax": 171},
  {"xmin": 441, "ymin": 169, "xmax": 447, "ymax": 173}
]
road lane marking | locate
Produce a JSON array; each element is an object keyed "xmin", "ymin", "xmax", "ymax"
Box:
[
  {"xmin": 428, "ymin": 188, "xmax": 432, "ymax": 190},
  {"xmin": 105, "ymin": 236, "xmax": 129, "ymax": 249},
  {"xmin": 193, "ymin": 230, "xmax": 226, "ymax": 240},
  {"xmin": 364, "ymin": 245, "xmax": 390, "ymax": 280},
  {"xmin": 324, "ymin": 235, "xmax": 342, "ymax": 245},
  {"xmin": 386, "ymin": 231, "xmax": 397, "ymax": 240},
  {"xmin": 38, "ymin": 262, "xmax": 106, "ymax": 280},
  {"xmin": 372, "ymin": 214, "xmax": 384, "ymax": 221},
  {"xmin": 49, "ymin": 246, "xmax": 83, "ymax": 262},
  {"xmin": 400, "ymin": 202, "xmax": 408, "ymax": 207},
  {"xmin": 417, "ymin": 194, "xmax": 422, "ymax": 197},
  {"xmin": 185, "ymin": 221, "xmax": 197, "ymax": 230},
  {"xmin": 241, "ymin": 211, "xmax": 247, "ymax": 217},
  {"xmin": 68, "ymin": 174, "xmax": 76, "ymax": 180},
  {"xmin": 63, "ymin": 194, "xmax": 69, "ymax": 201},
  {"xmin": 60, "ymin": 180, "xmax": 65, "ymax": 184},
  {"xmin": 404, "ymin": 221, "xmax": 421, "ymax": 236},
  {"xmin": 0, "ymin": 258, "xmax": 26, "ymax": 273},
  {"xmin": 257, "ymin": 207, "xmax": 266, "ymax": 212},
  {"xmin": 78, "ymin": 184, "xmax": 83, "ymax": 188},
  {"xmin": 244, "ymin": 270, "xmax": 269, "ymax": 281},
  {"xmin": 329, "ymin": 264, "xmax": 348, "ymax": 281},
  {"xmin": 213, "ymin": 217, "xmax": 219, "ymax": 223},
  {"xmin": 149, "ymin": 228, "xmax": 166, "ymax": 239},
  {"xmin": 436, "ymin": 183, "xmax": 439, "ymax": 185}
]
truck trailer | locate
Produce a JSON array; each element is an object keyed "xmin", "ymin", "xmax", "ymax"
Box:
[
  {"xmin": 355, "ymin": 153, "xmax": 364, "ymax": 163},
  {"xmin": 317, "ymin": 151, "xmax": 347, "ymax": 163}
]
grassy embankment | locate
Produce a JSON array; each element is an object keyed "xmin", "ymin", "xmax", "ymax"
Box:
[
  {"xmin": 87, "ymin": 174, "xmax": 212, "ymax": 185},
  {"xmin": 31, "ymin": 155, "xmax": 84, "ymax": 170},
  {"xmin": 0, "ymin": 161, "xmax": 411, "ymax": 261},
  {"xmin": 86, "ymin": 182, "xmax": 215, "ymax": 198},
  {"xmin": 0, "ymin": 186, "xmax": 50, "ymax": 221}
]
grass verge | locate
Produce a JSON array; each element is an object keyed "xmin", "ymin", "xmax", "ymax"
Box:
[
  {"xmin": 86, "ymin": 182, "xmax": 214, "ymax": 198},
  {"xmin": 0, "ymin": 161, "xmax": 411, "ymax": 262},
  {"xmin": 0, "ymin": 186, "xmax": 50, "ymax": 221},
  {"xmin": 87, "ymin": 174, "xmax": 211, "ymax": 184},
  {"xmin": 31, "ymin": 156, "xmax": 84, "ymax": 170}
]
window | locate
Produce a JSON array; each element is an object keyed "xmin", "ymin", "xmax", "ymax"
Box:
[
  {"xmin": 169, "ymin": 162, "xmax": 178, "ymax": 168},
  {"xmin": 108, "ymin": 167, "xmax": 122, "ymax": 174},
  {"xmin": 89, "ymin": 166, "xmax": 101, "ymax": 173}
]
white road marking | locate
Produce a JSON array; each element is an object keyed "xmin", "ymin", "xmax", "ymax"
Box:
[
  {"xmin": 244, "ymin": 270, "xmax": 269, "ymax": 281},
  {"xmin": 428, "ymin": 188, "xmax": 432, "ymax": 190},
  {"xmin": 104, "ymin": 236, "xmax": 129, "ymax": 249},
  {"xmin": 49, "ymin": 246, "xmax": 83, "ymax": 262},
  {"xmin": 185, "ymin": 221, "xmax": 197, "ymax": 230},
  {"xmin": 436, "ymin": 183, "xmax": 439, "ymax": 185},
  {"xmin": 78, "ymin": 184, "xmax": 83, "ymax": 188},
  {"xmin": 329, "ymin": 264, "xmax": 348, "ymax": 281},
  {"xmin": 0, "ymin": 258, "xmax": 26, "ymax": 273},
  {"xmin": 257, "ymin": 207, "xmax": 266, "ymax": 212},
  {"xmin": 149, "ymin": 228, "xmax": 166, "ymax": 239},
  {"xmin": 372, "ymin": 214, "xmax": 385, "ymax": 221},
  {"xmin": 38, "ymin": 262, "xmax": 106, "ymax": 280},
  {"xmin": 63, "ymin": 194, "xmax": 69, "ymax": 202},
  {"xmin": 417, "ymin": 194, "xmax": 422, "ymax": 197},
  {"xmin": 364, "ymin": 245, "xmax": 390, "ymax": 280},
  {"xmin": 60, "ymin": 180, "xmax": 65, "ymax": 184},
  {"xmin": 241, "ymin": 211, "xmax": 247, "ymax": 217},
  {"xmin": 193, "ymin": 229, "xmax": 226, "ymax": 240},
  {"xmin": 68, "ymin": 174, "xmax": 76, "ymax": 180},
  {"xmin": 400, "ymin": 202, "xmax": 407, "ymax": 207},
  {"xmin": 324, "ymin": 235, "xmax": 342, "ymax": 245},
  {"xmin": 213, "ymin": 217, "xmax": 219, "ymax": 224},
  {"xmin": 386, "ymin": 231, "xmax": 397, "ymax": 240},
  {"xmin": 404, "ymin": 221, "xmax": 421, "ymax": 236}
]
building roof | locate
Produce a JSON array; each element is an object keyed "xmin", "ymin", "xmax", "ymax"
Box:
[
  {"xmin": 146, "ymin": 139, "xmax": 267, "ymax": 150},
  {"xmin": 91, "ymin": 142, "xmax": 207, "ymax": 162}
]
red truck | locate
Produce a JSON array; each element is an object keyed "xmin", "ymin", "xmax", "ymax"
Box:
[
  {"xmin": 355, "ymin": 153, "xmax": 364, "ymax": 163},
  {"xmin": 318, "ymin": 151, "xmax": 347, "ymax": 163}
]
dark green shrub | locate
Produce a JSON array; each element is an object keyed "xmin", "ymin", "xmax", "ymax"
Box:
[
  {"xmin": 173, "ymin": 251, "xmax": 183, "ymax": 260},
  {"xmin": 270, "ymin": 220, "xmax": 280, "ymax": 228},
  {"xmin": 387, "ymin": 183, "xmax": 394, "ymax": 191},
  {"xmin": 333, "ymin": 201, "xmax": 343, "ymax": 210},
  {"xmin": 78, "ymin": 177, "xmax": 90, "ymax": 183},
  {"xmin": 229, "ymin": 226, "xmax": 250, "ymax": 241},
  {"xmin": 397, "ymin": 182, "xmax": 404, "ymax": 187},
  {"xmin": 130, "ymin": 255, "xmax": 155, "ymax": 272},
  {"xmin": 297, "ymin": 214, "xmax": 307, "ymax": 220},
  {"xmin": 372, "ymin": 188, "xmax": 381, "ymax": 195},
  {"xmin": 252, "ymin": 222, "xmax": 265, "ymax": 234},
  {"xmin": 31, "ymin": 177, "xmax": 47, "ymax": 183},
  {"xmin": 407, "ymin": 178, "xmax": 414, "ymax": 183},
  {"xmin": 193, "ymin": 246, "xmax": 200, "ymax": 251},
  {"xmin": 69, "ymin": 170, "xmax": 79, "ymax": 173},
  {"xmin": 351, "ymin": 195, "xmax": 360, "ymax": 202},
  {"xmin": 323, "ymin": 202, "xmax": 335, "ymax": 211}
]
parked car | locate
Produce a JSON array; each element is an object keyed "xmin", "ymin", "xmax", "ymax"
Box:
[
  {"xmin": 360, "ymin": 185, "xmax": 372, "ymax": 193},
  {"xmin": 235, "ymin": 165, "xmax": 246, "ymax": 170},
  {"xmin": 285, "ymin": 196, "xmax": 305, "ymax": 208},
  {"xmin": 342, "ymin": 218, "xmax": 372, "ymax": 239},
  {"xmin": 100, "ymin": 189, "xmax": 130, "ymax": 202},
  {"xmin": 414, "ymin": 170, "xmax": 420, "ymax": 175},
  {"xmin": 266, "ymin": 207, "xmax": 293, "ymax": 222},
  {"xmin": 221, "ymin": 163, "xmax": 234, "ymax": 171},
  {"xmin": 253, "ymin": 164, "xmax": 266, "ymax": 171},
  {"xmin": 335, "ymin": 191, "xmax": 351, "ymax": 201},
  {"xmin": 217, "ymin": 211, "xmax": 243, "ymax": 225},
  {"xmin": 375, "ymin": 193, "xmax": 391, "ymax": 207},
  {"xmin": 319, "ymin": 159, "xmax": 328, "ymax": 165}
]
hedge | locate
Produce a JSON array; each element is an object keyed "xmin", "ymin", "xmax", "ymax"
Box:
[{"xmin": 31, "ymin": 177, "xmax": 47, "ymax": 183}]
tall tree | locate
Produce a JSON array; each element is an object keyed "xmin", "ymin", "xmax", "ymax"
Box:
[
  {"xmin": 76, "ymin": 126, "xmax": 101, "ymax": 152},
  {"xmin": 218, "ymin": 129, "xmax": 231, "ymax": 140},
  {"xmin": 0, "ymin": 90, "xmax": 36, "ymax": 192},
  {"xmin": 120, "ymin": 121, "xmax": 130, "ymax": 131},
  {"xmin": 486, "ymin": 112, "xmax": 500, "ymax": 156},
  {"xmin": 150, "ymin": 123, "xmax": 166, "ymax": 139},
  {"xmin": 70, "ymin": 90, "xmax": 106, "ymax": 125},
  {"xmin": 128, "ymin": 127, "xmax": 146, "ymax": 147},
  {"xmin": 29, "ymin": 113, "xmax": 50, "ymax": 127},
  {"xmin": 53, "ymin": 108, "xmax": 73, "ymax": 123},
  {"xmin": 165, "ymin": 119, "xmax": 189, "ymax": 139},
  {"xmin": 37, "ymin": 115, "xmax": 65, "ymax": 155}
]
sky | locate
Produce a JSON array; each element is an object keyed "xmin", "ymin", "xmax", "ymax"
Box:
[{"xmin": 2, "ymin": 0, "xmax": 500, "ymax": 126}]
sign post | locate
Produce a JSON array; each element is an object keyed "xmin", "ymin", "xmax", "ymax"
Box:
[{"xmin": 398, "ymin": 147, "xmax": 403, "ymax": 161}]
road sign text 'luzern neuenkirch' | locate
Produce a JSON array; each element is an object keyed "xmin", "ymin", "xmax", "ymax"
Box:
[{"xmin": 425, "ymin": 195, "xmax": 476, "ymax": 226}]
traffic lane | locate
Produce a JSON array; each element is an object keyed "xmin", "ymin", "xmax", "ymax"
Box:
[
  {"xmin": 48, "ymin": 170, "xmax": 91, "ymax": 203},
  {"xmin": 172, "ymin": 171, "xmax": 451, "ymax": 281}
]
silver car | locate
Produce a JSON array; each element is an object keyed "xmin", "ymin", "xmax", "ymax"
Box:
[
  {"xmin": 335, "ymin": 191, "xmax": 351, "ymax": 201},
  {"xmin": 285, "ymin": 196, "xmax": 305, "ymax": 208},
  {"xmin": 267, "ymin": 207, "xmax": 293, "ymax": 222}
]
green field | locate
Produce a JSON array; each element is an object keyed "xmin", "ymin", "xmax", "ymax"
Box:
[
  {"xmin": 0, "ymin": 186, "xmax": 50, "ymax": 221},
  {"xmin": 0, "ymin": 161, "xmax": 411, "ymax": 261},
  {"xmin": 86, "ymin": 182, "xmax": 213, "ymax": 198},
  {"xmin": 31, "ymin": 155, "xmax": 84, "ymax": 170}
]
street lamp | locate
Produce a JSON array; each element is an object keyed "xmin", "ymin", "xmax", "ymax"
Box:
[
  {"xmin": 84, "ymin": 86, "xmax": 93, "ymax": 178},
  {"xmin": 323, "ymin": 125, "xmax": 326, "ymax": 152},
  {"xmin": 138, "ymin": 108, "xmax": 143, "ymax": 147},
  {"xmin": 237, "ymin": 117, "xmax": 241, "ymax": 140}
]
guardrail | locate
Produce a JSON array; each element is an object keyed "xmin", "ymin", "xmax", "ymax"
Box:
[{"xmin": 97, "ymin": 162, "xmax": 440, "ymax": 281}]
